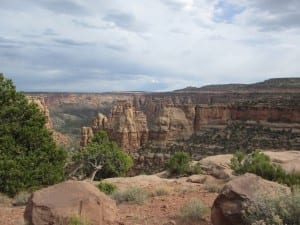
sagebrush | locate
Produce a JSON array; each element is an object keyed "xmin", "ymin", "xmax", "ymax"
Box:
[
  {"xmin": 177, "ymin": 199, "xmax": 209, "ymax": 223},
  {"xmin": 113, "ymin": 187, "xmax": 149, "ymax": 204}
]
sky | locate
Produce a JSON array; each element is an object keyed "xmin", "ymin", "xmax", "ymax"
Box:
[{"xmin": 0, "ymin": 0, "xmax": 300, "ymax": 92}]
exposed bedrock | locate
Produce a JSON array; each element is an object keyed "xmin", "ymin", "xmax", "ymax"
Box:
[{"xmin": 81, "ymin": 99, "xmax": 300, "ymax": 152}]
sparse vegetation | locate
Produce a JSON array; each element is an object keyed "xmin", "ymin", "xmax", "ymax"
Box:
[
  {"xmin": 230, "ymin": 150, "xmax": 300, "ymax": 187},
  {"xmin": 205, "ymin": 184, "xmax": 222, "ymax": 193},
  {"xmin": 243, "ymin": 190, "xmax": 300, "ymax": 225},
  {"xmin": 177, "ymin": 199, "xmax": 209, "ymax": 224},
  {"xmin": 167, "ymin": 152, "xmax": 191, "ymax": 175},
  {"xmin": 12, "ymin": 191, "xmax": 31, "ymax": 206},
  {"xmin": 97, "ymin": 182, "xmax": 117, "ymax": 195},
  {"xmin": 67, "ymin": 215, "xmax": 90, "ymax": 225},
  {"xmin": 0, "ymin": 192, "xmax": 11, "ymax": 205},
  {"xmin": 0, "ymin": 74, "xmax": 66, "ymax": 196},
  {"xmin": 153, "ymin": 187, "xmax": 169, "ymax": 196},
  {"xmin": 112, "ymin": 187, "xmax": 149, "ymax": 204},
  {"xmin": 190, "ymin": 163, "xmax": 203, "ymax": 175},
  {"xmin": 174, "ymin": 187, "xmax": 194, "ymax": 195}
]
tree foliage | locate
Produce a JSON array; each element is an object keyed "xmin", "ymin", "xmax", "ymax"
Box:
[
  {"xmin": 70, "ymin": 131, "xmax": 133, "ymax": 181},
  {"xmin": 0, "ymin": 74, "xmax": 66, "ymax": 196}
]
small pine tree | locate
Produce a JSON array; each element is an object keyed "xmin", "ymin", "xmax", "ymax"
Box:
[{"xmin": 0, "ymin": 74, "xmax": 66, "ymax": 196}]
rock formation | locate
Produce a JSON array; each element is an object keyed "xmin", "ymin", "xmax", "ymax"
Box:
[
  {"xmin": 81, "ymin": 101, "xmax": 148, "ymax": 152},
  {"xmin": 211, "ymin": 173, "xmax": 291, "ymax": 225},
  {"xmin": 27, "ymin": 96, "xmax": 52, "ymax": 129},
  {"xmin": 24, "ymin": 180, "xmax": 117, "ymax": 225},
  {"xmin": 28, "ymin": 96, "xmax": 72, "ymax": 147},
  {"xmin": 27, "ymin": 78, "xmax": 300, "ymax": 152},
  {"xmin": 82, "ymin": 100, "xmax": 300, "ymax": 152}
]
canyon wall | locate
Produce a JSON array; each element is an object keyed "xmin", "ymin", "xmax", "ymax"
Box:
[{"xmin": 81, "ymin": 99, "xmax": 300, "ymax": 151}]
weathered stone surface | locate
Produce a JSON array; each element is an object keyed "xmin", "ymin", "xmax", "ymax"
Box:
[
  {"xmin": 211, "ymin": 173, "xmax": 291, "ymax": 225},
  {"xmin": 264, "ymin": 150, "xmax": 300, "ymax": 173},
  {"xmin": 200, "ymin": 154, "xmax": 234, "ymax": 180},
  {"xmin": 194, "ymin": 105, "xmax": 230, "ymax": 130},
  {"xmin": 83, "ymin": 101, "xmax": 149, "ymax": 151},
  {"xmin": 104, "ymin": 101, "xmax": 148, "ymax": 152},
  {"xmin": 80, "ymin": 127, "xmax": 94, "ymax": 148},
  {"xmin": 24, "ymin": 180, "xmax": 117, "ymax": 225},
  {"xmin": 148, "ymin": 104, "xmax": 195, "ymax": 146}
]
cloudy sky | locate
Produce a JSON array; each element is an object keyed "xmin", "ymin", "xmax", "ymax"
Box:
[{"xmin": 0, "ymin": 0, "xmax": 300, "ymax": 92}]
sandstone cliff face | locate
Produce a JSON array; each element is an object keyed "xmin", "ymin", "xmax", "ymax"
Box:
[
  {"xmin": 81, "ymin": 101, "xmax": 149, "ymax": 152},
  {"xmin": 82, "ymin": 100, "xmax": 300, "ymax": 152},
  {"xmin": 105, "ymin": 101, "xmax": 148, "ymax": 152},
  {"xmin": 194, "ymin": 105, "xmax": 231, "ymax": 130},
  {"xmin": 80, "ymin": 127, "xmax": 94, "ymax": 148},
  {"xmin": 148, "ymin": 104, "xmax": 195, "ymax": 145}
]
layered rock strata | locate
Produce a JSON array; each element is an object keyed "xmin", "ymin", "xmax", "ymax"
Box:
[{"xmin": 82, "ymin": 100, "xmax": 300, "ymax": 152}]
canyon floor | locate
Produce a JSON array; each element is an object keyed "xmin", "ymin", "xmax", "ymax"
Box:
[{"xmin": 0, "ymin": 174, "xmax": 220, "ymax": 225}]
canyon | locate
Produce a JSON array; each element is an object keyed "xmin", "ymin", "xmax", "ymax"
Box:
[{"xmin": 27, "ymin": 78, "xmax": 300, "ymax": 166}]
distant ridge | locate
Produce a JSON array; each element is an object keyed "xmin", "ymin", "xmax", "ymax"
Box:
[{"xmin": 174, "ymin": 78, "xmax": 300, "ymax": 92}]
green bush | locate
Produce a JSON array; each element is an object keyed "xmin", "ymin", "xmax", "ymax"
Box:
[
  {"xmin": 167, "ymin": 152, "xmax": 191, "ymax": 175},
  {"xmin": 177, "ymin": 199, "xmax": 209, "ymax": 223},
  {"xmin": 0, "ymin": 74, "xmax": 66, "ymax": 196},
  {"xmin": 112, "ymin": 187, "xmax": 149, "ymax": 204},
  {"xmin": 230, "ymin": 150, "xmax": 300, "ymax": 187},
  {"xmin": 97, "ymin": 182, "xmax": 117, "ymax": 195},
  {"xmin": 244, "ymin": 190, "xmax": 300, "ymax": 225}
]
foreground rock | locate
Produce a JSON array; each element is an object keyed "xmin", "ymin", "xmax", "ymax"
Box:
[
  {"xmin": 24, "ymin": 180, "xmax": 117, "ymax": 225},
  {"xmin": 211, "ymin": 173, "xmax": 290, "ymax": 225}
]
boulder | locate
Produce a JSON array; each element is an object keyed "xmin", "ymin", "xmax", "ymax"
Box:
[
  {"xmin": 24, "ymin": 180, "xmax": 117, "ymax": 225},
  {"xmin": 199, "ymin": 154, "xmax": 234, "ymax": 180},
  {"xmin": 211, "ymin": 173, "xmax": 290, "ymax": 225}
]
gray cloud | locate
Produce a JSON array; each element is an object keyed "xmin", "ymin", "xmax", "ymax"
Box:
[
  {"xmin": 102, "ymin": 11, "xmax": 146, "ymax": 32},
  {"xmin": 238, "ymin": 0, "xmax": 300, "ymax": 30},
  {"xmin": 53, "ymin": 38, "xmax": 94, "ymax": 47},
  {"xmin": 36, "ymin": 0, "xmax": 88, "ymax": 15}
]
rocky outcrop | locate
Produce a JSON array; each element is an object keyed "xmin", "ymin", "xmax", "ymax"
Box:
[
  {"xmin": 80, "ymin": 127, "xmax": 94, "ymax": 148},
  {"xmin": 148, "ymin": 104, "xmax": 195, "ymax": 145},
  {"xmin": 211, "ymin": 173, "xmax": 291, "ymax": 225},
  {"xmin": 194, "ymin": 105, "xmax": 230, "ymax": 129},
  {"xmin": 80, "ymin": 101, "xmax": 149, "ymax": 151},
  {"xmin": 28, "ymin": 96, "xmax": 72, "ymax": 147},
  {"xmin": 83, "ymin": 99, "xmax": 300, "ymax": 152},
  {"xmin": 24, "ymin": 180, "xmax": 117, "ymax": 225},
  {"xmin": 104, "ymin": 101, "xmax": 148, "ymax": 151}
]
